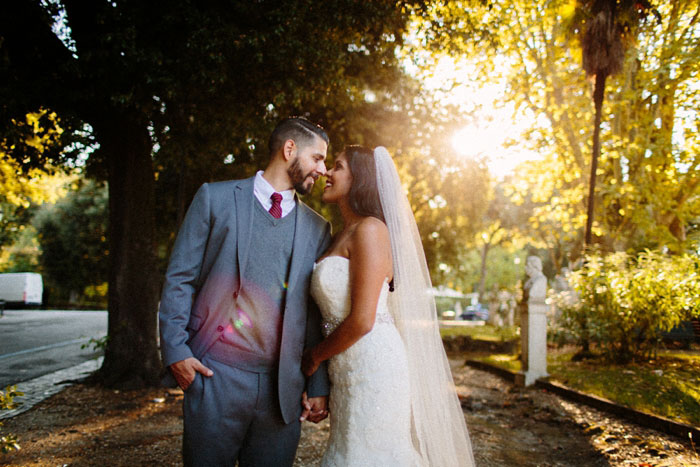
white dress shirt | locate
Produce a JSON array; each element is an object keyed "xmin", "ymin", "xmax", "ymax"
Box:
[{"xmin": 253, "ymin": 171, "xmax": 296, "ymax": 218}]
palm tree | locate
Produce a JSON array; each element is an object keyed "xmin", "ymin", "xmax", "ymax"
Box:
[
  {"xmin": 570, "ymin": 0, "xmax": 658, "ymax": 358},
  {"xmin": 574, "ymin": 0, "xmax": 658, "ymax": 247}
]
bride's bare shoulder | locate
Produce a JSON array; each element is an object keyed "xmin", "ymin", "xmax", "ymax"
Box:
[
  {"xmin": 349, "ymin": 217, "xmax": 392, "ymax": 275},
  {"xmin": 354, "ymin": 216, "xmax": 388, "ymax": 237},
  {"xmin": 351, "ymin": 217, "xmax": 390, "ymax": 250}
]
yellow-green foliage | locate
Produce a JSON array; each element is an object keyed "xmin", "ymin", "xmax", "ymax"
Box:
[
  {"xmin": 0, "ymin": 385, "xmax": 23, "ymax": 453},
  {"xmin": 554, "ymin": 250, "xmax": 700, "ymax": 362},
  {"xmin": 1, "ymin": 110, "xmax": 67, "ymax": 206},
  {"xmin": 0, "ymin": 110, "xmax": 72, "ymax": 255}
]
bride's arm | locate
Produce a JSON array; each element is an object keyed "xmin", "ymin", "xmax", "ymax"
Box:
[{"xmin": 302, "ymin": 218, "xmax": 392, "ymax": 376}]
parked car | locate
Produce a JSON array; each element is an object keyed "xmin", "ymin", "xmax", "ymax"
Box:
[
  {"xmin": 441, "ymin": 310, "xmax": 456, "ymax": 320},
  {"xmin": 0, "ymin": 273, "xmax": 43, "ymax": 307},
  {"xmin": 459, "ymin": 304, "xmax": 488, "ymax": 321}
]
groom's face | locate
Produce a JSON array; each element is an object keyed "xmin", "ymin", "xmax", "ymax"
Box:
[{"xmin": 288, "ymin": 136, "xmax": 328, "ymax": 195}]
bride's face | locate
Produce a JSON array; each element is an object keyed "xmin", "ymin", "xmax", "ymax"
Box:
[{"xmin": 322, "ymin": 152, "xmax": 353, "ymax": 204}]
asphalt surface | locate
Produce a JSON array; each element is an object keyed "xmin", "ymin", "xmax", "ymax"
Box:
[{"xmin": 0, "ymin": 310, "xmax": 107, "ymax": 388}]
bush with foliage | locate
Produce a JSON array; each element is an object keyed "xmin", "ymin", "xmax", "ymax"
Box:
[
  {"xmin": 33, "ymin": 180, "xmax": 109, "ymax": 307},
  {"xmin": 552, "ymin": 250, "xmax": 700, "ymax": 362},
  {"xmin": 0, "ymin": 385, "xmax": 23, "ymax": 453}
]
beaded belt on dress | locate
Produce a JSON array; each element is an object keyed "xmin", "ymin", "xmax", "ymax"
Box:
[{"xmin": 322, "ymin": 312, "xmax": 394, "ymax": 334}]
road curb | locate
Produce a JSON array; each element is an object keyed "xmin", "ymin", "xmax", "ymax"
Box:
[
  {"xmin": 0, "ymin": 357, "xmax": 103, "ymax": 420},
  {"xmin": 464, "ymin": 359, "xmax": 699, "ymax": 442}
]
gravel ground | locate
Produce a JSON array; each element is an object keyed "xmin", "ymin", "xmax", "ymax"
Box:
[
  {"xmin": 449, "ymin": 359, "xmax": 699, "ymax": 467},
  {"xmin": 1, "ymin": 357, "xmax": 698, "ymax": 466}
]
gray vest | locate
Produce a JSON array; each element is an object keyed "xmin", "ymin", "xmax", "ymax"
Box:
[{"xmin": 212, "ymin": 200, "xmax": 297, "ymax": 371}]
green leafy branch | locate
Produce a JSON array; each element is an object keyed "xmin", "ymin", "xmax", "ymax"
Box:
[
  {"xmin": 1, "ymin": 385, "xmax": 24, "ymax": 453},
  {"xmin": 81, "ymin": 335, "xmax": 109, "ymax": 352}
]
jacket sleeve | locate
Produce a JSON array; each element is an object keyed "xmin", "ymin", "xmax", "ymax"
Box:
[
  {"xmin": 159, "ymin": 183, "xmax": 211, "ymax": 367},
  {"xmin": 305, "ymin": 222, "xmax": 333, "ymax": 397}
]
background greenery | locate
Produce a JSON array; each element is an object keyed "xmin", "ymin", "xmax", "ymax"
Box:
[{"xmin": 1, "ymin": 0, "xmax": 698, "ymax": 387}]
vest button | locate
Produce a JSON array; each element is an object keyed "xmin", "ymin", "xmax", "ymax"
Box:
[{"xmin": 216, "ymin": 325, "xmax": 224, "ymax": 332}]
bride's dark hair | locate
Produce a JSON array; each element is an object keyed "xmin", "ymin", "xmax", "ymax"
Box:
[
  {"xmin": 344, "ymin": 145, "xmax": 385, "ymax": 223},
  {"xmin": 345, "ymin": 145, "xmax": 394, "ymax": 291}
]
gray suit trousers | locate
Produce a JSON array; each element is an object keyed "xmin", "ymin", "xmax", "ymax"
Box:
[{"xmin": 183, "ymin": 355, "xmax": 302, "ymax": 467}]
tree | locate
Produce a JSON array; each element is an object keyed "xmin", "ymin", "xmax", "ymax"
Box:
[
  {"xmin": 0, "ymin": 111, "xmax": 68, "ymax": 249},
  {"xmin": 0, "ymin": 159, "xmax": 41, "ymax": 248},
  {"xmin": 422, "ymin": 0, "xmax": 700, "ymax": 266},
  {"xmin": 599, "ymin": 1, "xmax": 700, "ymax": 253},
  {"xmin": 1, "ymin": 1, "xmax": 428, "ymax": 387},
  {"xmin": 34, "ymin": 180, "xmax": 109, "ymax": 304},
  {"xmin": 571, "ymin": 0, "xmax": 660, "ymax": 248},
  {"xmin": 473, "ymin": 180, "xmax": 527, "ymax": 298}
]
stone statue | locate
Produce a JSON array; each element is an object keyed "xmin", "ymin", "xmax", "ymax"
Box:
[
  {"xmin": 523, "ymin": 256, "xmax": 547, "ymax": 303},
  {"xmin": 553, "ymin": 266, "xmax": 579, "ymax": 312},
  {"xmin": 516, "ymin": 255, "xmax": 549, "ymax": 387},
  {"xmin": 553, "ymin": 267, "xmax": 569, "ymax": 290}
]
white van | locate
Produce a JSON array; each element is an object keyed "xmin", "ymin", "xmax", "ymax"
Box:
[{"xmin": 0, "ymin": 273, "xmax": 43, "ymax": 307}]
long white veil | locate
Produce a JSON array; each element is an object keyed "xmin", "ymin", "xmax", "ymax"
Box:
[{"xmin": 374, "ymin": 146, "xmax": 475, "ymax": 466}]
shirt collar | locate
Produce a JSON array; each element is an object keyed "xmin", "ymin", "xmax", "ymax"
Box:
[{"xmin": 254, "ymin": 171, "xmax": 295, "ymax": 202}]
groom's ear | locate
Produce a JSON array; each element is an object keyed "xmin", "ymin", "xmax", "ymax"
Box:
[{"xmin": 282, "ymin": 139, "xmax": 296, "ymax": 162}]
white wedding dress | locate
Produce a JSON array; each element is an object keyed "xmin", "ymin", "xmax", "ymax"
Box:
[{"xmin": 311, "ymin": 255, "xmax": 424, "ymax": 467}]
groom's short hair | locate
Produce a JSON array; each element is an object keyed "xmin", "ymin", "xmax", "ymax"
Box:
[{"xmin": 269, "ymin": 117, "xmax": 329, "ymax": 156}]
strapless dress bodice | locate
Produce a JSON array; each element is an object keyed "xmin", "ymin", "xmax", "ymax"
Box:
[{"xmin": 311, "ymin": 255, "xmax": 393, "ymax": 336}]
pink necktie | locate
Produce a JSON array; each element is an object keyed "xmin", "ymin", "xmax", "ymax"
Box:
[{"xmin": 269, "ymin": 192, "xmax": 282, "ymax": 219}]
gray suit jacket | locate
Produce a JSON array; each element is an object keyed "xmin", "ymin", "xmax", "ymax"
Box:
[{"xmin": 159, "ymin": 176, "xmax": 331, "ymax": 423}]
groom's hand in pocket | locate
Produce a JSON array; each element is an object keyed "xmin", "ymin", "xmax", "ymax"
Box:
[
  {"xmin": 170, "ymin": 357, "xmax": 214, "ymax": 391},
  {"xmin": 300, "ymin": 392, "xmax": 329, "ymax": 423}
]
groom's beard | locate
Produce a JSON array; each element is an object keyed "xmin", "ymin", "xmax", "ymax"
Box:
[{"xmin": 288, "ymin": 157, "xmax": 315, "ymax": 195}]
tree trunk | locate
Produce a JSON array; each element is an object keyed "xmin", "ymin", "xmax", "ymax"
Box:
[
  {"xmin": 95, "ymin": 112, "xmax": 163, "ymax": 388},
  {"xmin": 580, "ymin": 71, "xmax": 607, "ymax": 359},
  {"xmin": 584, "ymin": 71, "xmax": 608, "ymax": 247},
  {"xmin": 478, "ymin": 241, "xmax": 490, "ymax": 299}
]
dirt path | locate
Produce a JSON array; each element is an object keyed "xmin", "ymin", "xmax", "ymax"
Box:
[
  {"xmin": 1, "ymin": 359, "xmax": 698, "ymax": 466},
  {"xmin": 449, "ymin": 359, "xmax": 698, "ymax": 466}
]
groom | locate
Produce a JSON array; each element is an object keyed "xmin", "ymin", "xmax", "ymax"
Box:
[{"xmin": 159, "ymin": 117, "xmax": 332, "ymax": 466}]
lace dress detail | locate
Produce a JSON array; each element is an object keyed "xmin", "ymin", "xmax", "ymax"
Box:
[{"xmin": 311, "ymin": 256, "xmax": 424, "ymax": 467}]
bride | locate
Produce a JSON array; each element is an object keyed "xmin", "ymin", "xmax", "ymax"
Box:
[{"xmin": 301, "ymin": 146, "xmax": 475, "ymax": 466}]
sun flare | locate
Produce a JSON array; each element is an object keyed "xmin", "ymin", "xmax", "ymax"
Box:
[
  {"xmin": 408, "ymin": 54, "xmax": 542, "ymax": 177},
  {"xmin": 450, "ymin": 125, "xmax": 502, "ymax": 158},
  {"xmin": 450, "ymin": 120, "xmax": 541, "ymax": 178}
]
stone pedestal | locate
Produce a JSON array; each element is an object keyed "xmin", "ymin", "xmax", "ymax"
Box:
[{"xmin": 516, "ymin": 299, "xmax": 549, "ymax": 386}]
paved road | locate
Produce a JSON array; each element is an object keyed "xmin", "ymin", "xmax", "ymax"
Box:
[{"xmin": 0, "ymin": 310, "xmax": 107, "ymax": 388}]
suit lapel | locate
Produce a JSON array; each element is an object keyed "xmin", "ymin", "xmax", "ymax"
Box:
[
  {"xmin": 234, "ymin": 177, "xmax": 256, "ymax": 287},
  {"xmin": 286, "ymin": 199, "xmax": 311, "ymax": 297}
]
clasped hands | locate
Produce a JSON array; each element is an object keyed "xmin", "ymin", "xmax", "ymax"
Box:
[
  {"xmin": 300, "ymin": 348, "xmax": 328, "ymax": 423},
  {"xmin": 300, "ymin": 392, "xmax": 328, "ymax": 423}
]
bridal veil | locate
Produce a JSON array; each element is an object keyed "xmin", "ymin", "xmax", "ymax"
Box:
[{"xmin": 374, "ymin": 146, "xmax": 475, "ymax": 466}]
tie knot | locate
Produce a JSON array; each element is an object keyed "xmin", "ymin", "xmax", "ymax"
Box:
[{"xmin": 269, "ymin": 192, "xmax": 283, "ymax": 219}]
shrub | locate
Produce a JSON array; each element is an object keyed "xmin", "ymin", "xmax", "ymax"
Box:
[
  {"xmin": 552, "ymin": 250, "xmax": 700, "ymax": 363},
  {"xmin": 0, "ymin": 385, "xmax": 23, "ymax": 453}
]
